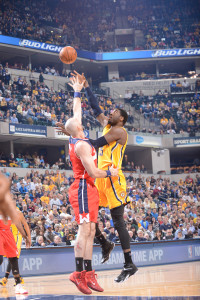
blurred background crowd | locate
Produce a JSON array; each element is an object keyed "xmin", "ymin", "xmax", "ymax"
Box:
[
  {"xmin": 1, "ymin": 168, "xmax": 200, "ymax": 247},
  {"xmin": 0, "ymin": 0, "xmax": 199, "ymax": 52},
  {"xmin": 0, "ymin": 64, "xmax": 200, "ymax": 135}
]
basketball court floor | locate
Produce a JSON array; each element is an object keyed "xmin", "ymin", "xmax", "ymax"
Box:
[{"xmin": 0, "ymin": 262, "xmax": 199, "ymax": 299}]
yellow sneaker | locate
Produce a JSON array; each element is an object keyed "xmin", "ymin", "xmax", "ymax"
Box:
[
  {"xmin": 0, "ymin": 277, "xmax": 8, "ymax": 287},
  {"xmin": 14, "ymin": 277, "xmax": 24, "ymax": 286},
  {"xmin": 20, "ymin": 277, "xmax": 24, "ymax": 285}
]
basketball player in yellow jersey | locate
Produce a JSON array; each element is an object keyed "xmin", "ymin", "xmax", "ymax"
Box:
[
  {"xmin": 69, "ymin": 71, "xmax": 138, "ymax": 283},
  {"xmin": 0, "ymin": 209, "xmax": 31, "ymax": 286}
]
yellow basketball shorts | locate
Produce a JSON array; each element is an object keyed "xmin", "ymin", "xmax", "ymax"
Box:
[
  {"xmin": 95, "ymin": 173, "xmax": 130, "ymax": 210},
  {"xmin": 14, "ymin": 234, "xmax": 22, "ymax": 258}
]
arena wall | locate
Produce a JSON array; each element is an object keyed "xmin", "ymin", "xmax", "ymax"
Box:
[
  {"xmin": 0, "ymin": 167, "xmax": 199, "ymax": 182},
  {"xmin": 0, "ymin": 240, "xmax": 199, "ymax": 277}
]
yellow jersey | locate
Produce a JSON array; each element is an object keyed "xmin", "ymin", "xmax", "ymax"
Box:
[
  {"xmin": 98, "ymin": 124, "xmax": 128, "ymax": 173},
  {"xmin": 10, "ymin": 223, "xmax": 19, "ymax": 239},
  {"xmin": 10, "ymin": 210, "xmax": 23, "ymax": 256}
]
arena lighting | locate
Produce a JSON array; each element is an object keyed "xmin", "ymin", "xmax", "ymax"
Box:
[{"xmin": 152, "ymin": 148, "xmax": 167, "ymax": 156}]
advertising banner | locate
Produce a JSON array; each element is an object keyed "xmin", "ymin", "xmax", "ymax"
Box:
[
  {"xmin": 1, "ymin": 35, "xmax": 200, "ymax": 61},
  {"xmin": 174, "ymin": 136, "xmax": 200, "ymax": 147},
  {"xmin": 134, "ymin": 135, "xmax": 162, "ymax": 147},
  {"xmin": 0, "ymin": 240, "xmax": 199, "ymax": 277},
  {"xmin": 54, "ymin": 129, "xmax": 89, "ymax": 139},
  {"xmin": 9, "ymin": 124, "xmax": 47, "ymax": 137},
  {"xmin": 54, "ymin": 129, "xmax": 69, "ymax": 140}
]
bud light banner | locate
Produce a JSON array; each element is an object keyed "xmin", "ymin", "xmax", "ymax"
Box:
[
  {"xmin": 9, "ymin": 124, "xmax": 47, "ymax": 137},
  {"xmin": 0, "ymin": 35, "xmax": 200, "ymax": 61}
]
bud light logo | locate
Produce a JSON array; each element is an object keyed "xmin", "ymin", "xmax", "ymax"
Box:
[
  {"xmin": 136, "ymin": 136, "xmax": 144, "ymax": 144},
  {"xmin": 152, "ymin": 48, "xmax": 200, "ymax": 58},
  {"xmin": 188, "ymin": 246, "xmax": 193, "ymax": 259},
  {"xmin": 18, "ymin": 39, "xmax": 63, "ymax": 53}
]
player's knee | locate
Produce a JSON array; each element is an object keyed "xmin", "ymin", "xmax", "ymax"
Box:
[
  {"xmin": 113, "ymin": 217, "xmax": 125, "ymax": 230},
  {"xmin": 90, "ymin": 223, "xmax": 96, "ymax": 238},
  {"xmin": 81, "ymin": 223, "xmax": 91, "ymax": 238},
  {"xmin": 0, "ymin": 255, "xmax": 3, "ymax": 265}
]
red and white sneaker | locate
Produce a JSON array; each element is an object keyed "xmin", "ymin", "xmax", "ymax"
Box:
[
  {"xmin": 85, "ymin": 270, "xmax": 104, "ymax": 292},
  {"xmin": 15, "ymin": 283, "xmax": 28, "ymax": 294},
  {"xmin": 69, "ymin": 271, "xmax": 92, "ymax": 295}
]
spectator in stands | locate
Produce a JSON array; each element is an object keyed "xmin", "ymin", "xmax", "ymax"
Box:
[
  {"xmin": 135, "ymin": 230, "xmax": 147, "ymax": 242},
  {"xmin": 108, "ymin": 227, "xmax": 116, "ymax": 242},
  {"xmin": 99, "ymin": 208, "xmax": 110, "ymax": 227},
  {"xmin": 44, "ymin": 225, "xmax": 54, "ymax": 244},
  {"xmin": 163, "ymin": 229, "xmax": 174, "ymax": 240},
  {"xmin": 182, "ymin": 80, "xmax": 190, "ymax": 91},
  {"xmin": 170, "ymin": 81, "xmax": 177, "ymax": 92},
  {"xmin": 160, "ymin": 116, "xmax": 168, "ymax": 130},
  {"xmin": 50, "ymin": 235, "xmax": 63, "ymax": 246},
  {"xmin": 175, "ymin": 224, "xmax": 186, "ymax": 239},
  {"xmin": 10, "ymin": 113, "xmax": 19, "ymax": 124},
  {"xmin": 34, "ymin": 235, "xmax": 46, "ymax": 247},
  {"xmin": 153, "ymin": 230, "xmax": 163, "ymax": 241}
]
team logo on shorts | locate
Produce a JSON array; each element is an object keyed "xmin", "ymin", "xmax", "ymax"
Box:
[
  {"xmin": 79, "ymin": 212, "xmax": 90, "ymax": 223},
  {"xmin": 120, "ymin": 192, "xmax": 125, "ymax": 198}
]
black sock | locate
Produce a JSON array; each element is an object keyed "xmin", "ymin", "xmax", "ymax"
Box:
[
  {"xmin": 5, "ymin": 261, "xmax": 12, "ymax": 278},
  {"xmin": 75, "ymin": 257, "xmax": 83, "ymax": 272},
  {"xmin": 9, "ymin": 257, "xmax": 21, "ymax": 284},
  {"xmin": 124, "ymin": 251, "xmax": 133, "ymax": 265},
  {"xmin": 95, "ymin": 223, "xmax": 107, "ymax": 245},
  {"xmin": 14, "ymin": 276, "xmax": 21, "ymax": 285},
  {"xmin": 84, "ymin": 260, "xmax": 92, "ymax": 272}
]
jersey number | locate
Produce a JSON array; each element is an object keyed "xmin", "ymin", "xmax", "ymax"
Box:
[{"xmin": 99, "ymin": 147, "xmax": 103, "ymax": 156}]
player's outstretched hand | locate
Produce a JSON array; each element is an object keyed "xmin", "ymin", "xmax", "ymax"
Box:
[
  {"xmin": 55, "ymin": 122, "xmax": 70, "ymax": 136},
  {"xmin": 109, "ymin": 165, "xmax": 119, "ymax": 177},
  {"xmin": 68, "ymin": 76, "xmax": 85, "ymax": 92},
  {"xmin": 71, "ymin": 70, "xmax": 89, "ymax": 88},
  {"xmin": 25, "ymin": 236, "xmax": 31, "ymax": 249}
]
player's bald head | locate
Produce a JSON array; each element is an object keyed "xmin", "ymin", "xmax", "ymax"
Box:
[{"xmin": 65, "ymin": 118, "xmax": 82, "ymax": 137}]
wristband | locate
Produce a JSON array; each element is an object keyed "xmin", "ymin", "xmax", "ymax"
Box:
[
  {"xmin": 74, "ymin": 92, "xmax": 81, "ymax": 98},
  {"xmin": 106, "ymin": 170, "xmax": 111, "ymax": 177}
]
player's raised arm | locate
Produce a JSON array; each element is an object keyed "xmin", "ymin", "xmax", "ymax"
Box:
[
  {"xmin": 68, "ymin": 76, "xmax": 85, "ymax": 122},
  {"xmin": 75, "ymin": 141, "xmax": 118, "ymax": 178},
  {"xmin": 71, "ymin": 71, "xmax": 108, "ymax": 128},
  {"xmin": 55, "ymin": 76, "xmax": 85, "ymax": 136}
]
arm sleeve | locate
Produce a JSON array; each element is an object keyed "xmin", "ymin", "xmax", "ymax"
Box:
[
  {"xmin": 89, "ymin": 136, "xmax": 108, "ymax": 149},
  {"xmin": 85, "ymin": 87, "xmax": 103, "ymax": 117}
]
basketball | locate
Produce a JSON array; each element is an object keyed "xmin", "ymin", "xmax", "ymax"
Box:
[{"xmin": 59, "ymin": 46, "xmax": 77, "ymax": 64}]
